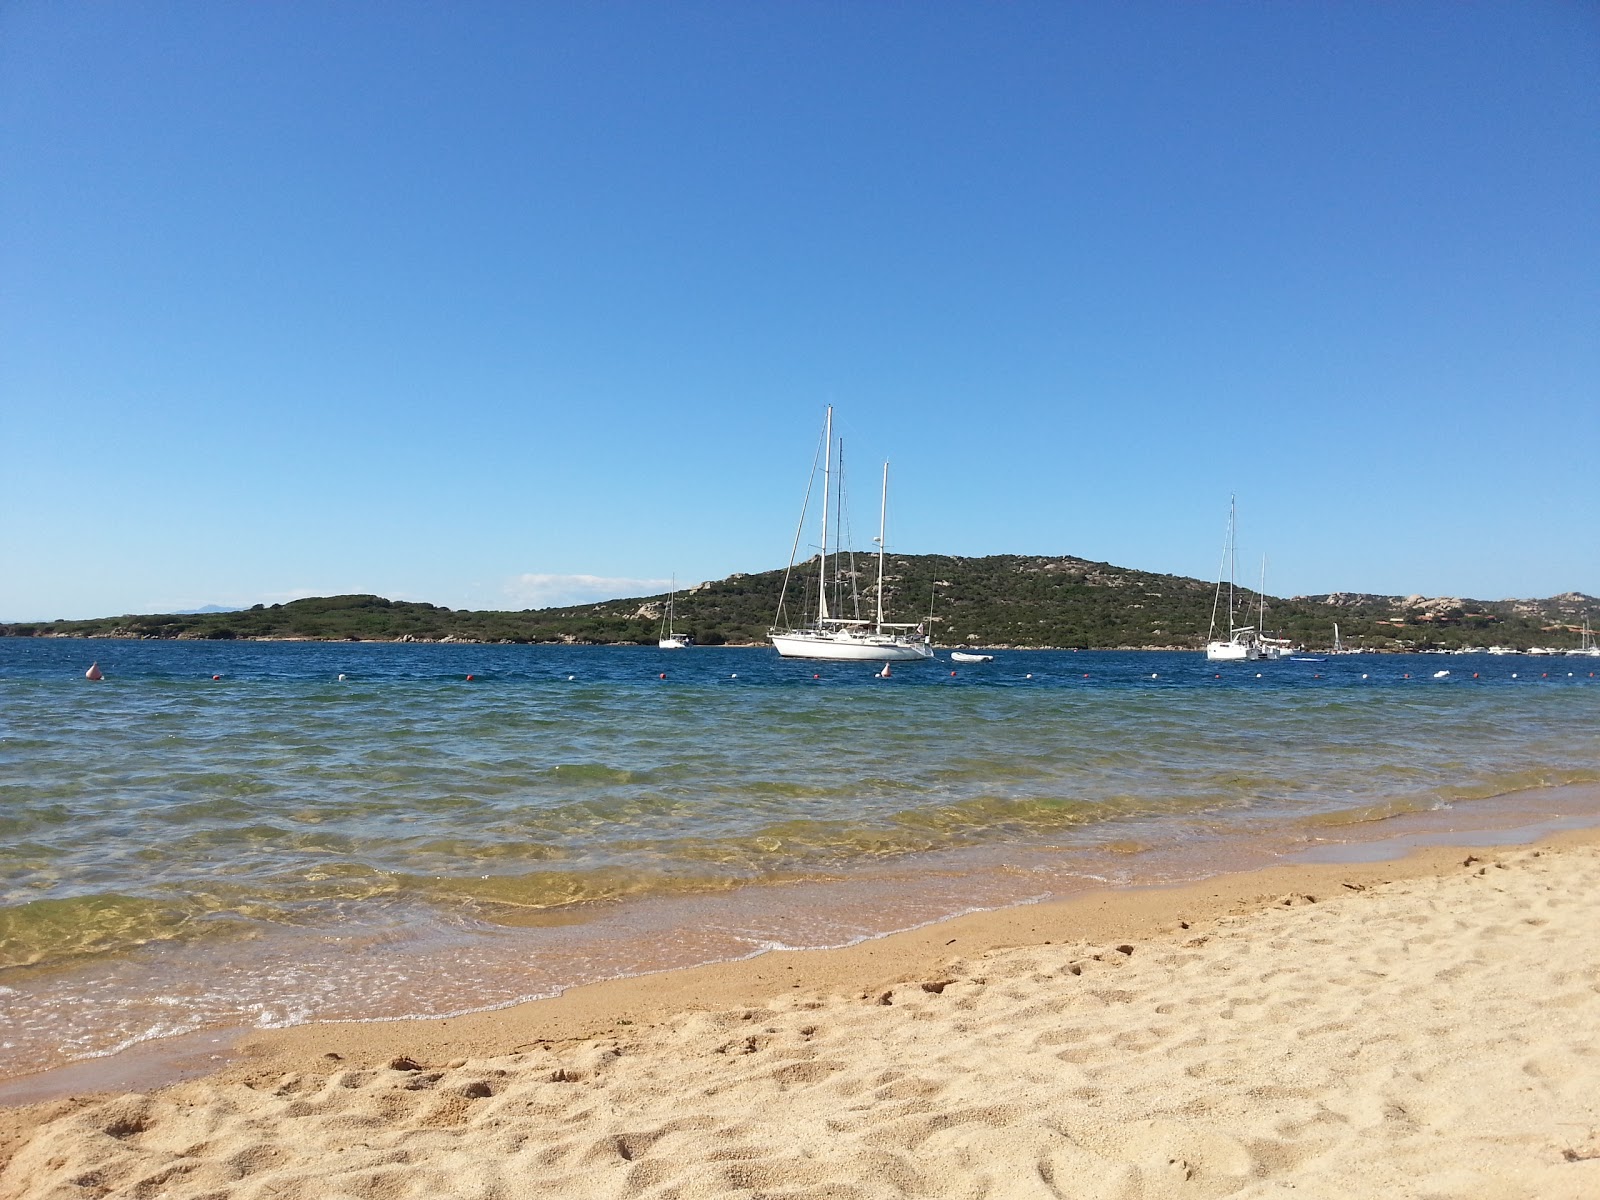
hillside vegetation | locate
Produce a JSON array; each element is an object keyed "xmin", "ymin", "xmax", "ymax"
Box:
[{"xmin": 5, "ymin": 556, "xmax": 1596, "ymax": 652}]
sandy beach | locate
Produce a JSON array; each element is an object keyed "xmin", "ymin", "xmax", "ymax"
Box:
[{"xmin": 2, "ymin": 831, "xmax": 1597, "ymax": 1198}]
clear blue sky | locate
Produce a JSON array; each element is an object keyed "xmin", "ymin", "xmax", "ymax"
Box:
[{"xmin": 3, "ymin": 2, "xmax": 1596, "ymax": 620}]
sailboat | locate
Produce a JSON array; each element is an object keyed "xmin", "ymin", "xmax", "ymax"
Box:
[
  {"xmin": 1568, "ymin": 619, "xmax": 1600, "ymax": 658},
  {"xmin": 769, "ymin": 408, "xmax": 934, "ymax": 662},
  {"xmin": 658, "ymin": 577, "xmax": 692, "ymax": 649},
  {"xmin": 1329, "ymin": 622, "xmax": 1360, "ymax": 655},
  {"xmin": 1205, "ymin": 497, "xmax": 1273, "ymax": 662}
]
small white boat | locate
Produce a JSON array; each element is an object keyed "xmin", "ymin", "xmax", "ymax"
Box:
[
  {"xmin": 950, "ymin": 651, "xmax": 994, "ymax": 663},
  {"xmin": 658, "ymin": 576, "xmax": 693, "ymax": 649},
  {"xmin": 1568, "ymin": 620, "xmax": 1600, "ymax": 657},
  {"xmin": 1204, "ymin": 499, "xmax": 1279, "ymax": 662}
]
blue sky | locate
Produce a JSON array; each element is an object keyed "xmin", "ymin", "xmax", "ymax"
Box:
[{"xmin": 3, "ymin": 2, "xmax": 1596, "ymax": 620}]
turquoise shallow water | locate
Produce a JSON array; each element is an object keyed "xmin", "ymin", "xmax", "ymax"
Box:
[{"xmin": 2, "ymin": 639, "xmax": 1598, "ymax": 1077}]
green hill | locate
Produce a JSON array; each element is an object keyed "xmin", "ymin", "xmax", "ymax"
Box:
[{"xmin": 5, "ymin": 556, "xmax": 1596, "ymax": 651}]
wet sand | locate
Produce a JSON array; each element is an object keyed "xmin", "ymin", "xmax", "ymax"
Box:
[{"xmin": 5, "ymin": 827, "xmax": 1599, "ymax": 1198}]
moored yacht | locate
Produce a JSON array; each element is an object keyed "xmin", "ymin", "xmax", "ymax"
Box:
[{"xmin": 769, "ymin": 408, "xmax": 934, "ymax": 663}]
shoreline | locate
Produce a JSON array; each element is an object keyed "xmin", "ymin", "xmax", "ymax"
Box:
[
  {"xmin": 4, "ymin": 781, "xmax": 1599, "ymax": 1102},
  {"xmin": 12, "ymin": 636, "xmax": 1594, "ymax": 654},
  {"xmin": 6, "ymin": 819, "xmax": 1600, "ymax": 1189}
]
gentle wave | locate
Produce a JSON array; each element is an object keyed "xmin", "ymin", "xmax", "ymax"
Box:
[{"xmin": 1, "ymin": 640, "xmax": 1597, "ymax": 1073}]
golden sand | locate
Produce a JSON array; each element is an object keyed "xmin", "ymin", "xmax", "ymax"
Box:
[{"xmin": 4, "ymin": 834, "xmax": 1599, "ymax": 1198}]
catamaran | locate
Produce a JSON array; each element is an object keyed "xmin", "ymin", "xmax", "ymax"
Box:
[
  {"xmin": 658, "ymin": 576, "xmax": 692, "ymax": 649},
  {"xmin": 1330, "ymin": 622, "xmax": 1361, "ymax": 655},
  {"xmin": 1205, "ymin": 496, "xmax": 1274, "ymax": 662},
  {"xmin": 769, "ymin": 408, "xmax": 934, "ymax": 662}
]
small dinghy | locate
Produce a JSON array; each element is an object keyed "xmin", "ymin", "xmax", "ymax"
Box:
[{"xmin": 950, "ymin": 651, "xmax": 994, "ymax": 663}]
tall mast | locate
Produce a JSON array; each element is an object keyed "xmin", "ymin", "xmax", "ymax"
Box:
[
  {"xmin": 817, "ymin": 406, "xmax": 832, "ymax": 624},
  {"xmin": 1228, "ymin": 495, "xmax": 1237, "ymax": 632},
  {"xmin": 1258, "ymin": 555, "xmax": 1267, "ymax": 634},
  {"xmin": 875, "ymin": 461, "xmax": 888, "ymax": 630}
]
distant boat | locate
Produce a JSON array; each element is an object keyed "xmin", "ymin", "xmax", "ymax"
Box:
[
  {"xmin": 1205, "ymin": 497, "xmax": 1274, "ymax": 662},
  {"xmin": 1488, "ymin": 646, "xmax": 1517, "ymax": 655},
  {"xmin": 769, "ymin": 408, "xmax": 934, "ymax": 663},
  {"xmin": 658, "ymin": 577, "xmax": 693, "ymax": 650},
  {"xmin": 1329, "ymin": 622, "xmax": 1361, "ymax": 655},
  {"xmin": 950, "ymin": 651, "xmax": 994, "ymax": 663},
  {"xmin": 1568, "ymin": 620, "xmax": 1600, "ymax": 658}
]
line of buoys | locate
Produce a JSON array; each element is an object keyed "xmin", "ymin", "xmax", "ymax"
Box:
[{"xmin": 85, "ymin": 662, "xmax": 103, "ymax": 681}]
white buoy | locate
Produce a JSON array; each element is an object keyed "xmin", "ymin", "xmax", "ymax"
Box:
[
  {"xmin": 1512, "ymin": 673, "xmax": 1518, "ymax": 678},
  {"xmin": 1151, "ymin": 673, "xmax": 1158, "ymax": 679},
  {"xmin": 85, "ymin": 662, "xmax": 103, "ymax": 681},
  {"xmin": 1433, "ymin": 670, "xmax": 1449, "ymax": 678},
  {"xmin": 1362, "ymin": 674, "xmax": 1369, "ymax": 679},
  {"xmin": 567, "ymin": 675, "xmax": 575, "ymax": 681},
  {"xmin": 877, "ymin": 664, "xmax": 892, "ymax": 679},
  {"xmin": 1255, "ymin": 673, "xmax": 1262, "ymax": 679},
  {"xmin": 1025, "ymin": 673, "xmax": 1032, "ymax": 679},
  {"xmin": 730, "ymin": 673, "xmax": 738, "ymax": 679},
  {"xmin": 338, "ymin": 673, "xmax": 347, "ymax": 682}
]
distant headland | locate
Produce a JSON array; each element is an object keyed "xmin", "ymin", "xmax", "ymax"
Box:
[{"xmin": 6, "ymin": 556, "xmax": 1595, "ymax": 653}]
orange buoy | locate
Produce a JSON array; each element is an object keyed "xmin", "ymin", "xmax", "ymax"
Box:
[
  {"xmin": 950, "ymin": 670, "xmax": 956, "ymax": 676},
  {"xmin": 85, "ymin": 662, "xmax": 103, "ymax": 681},
  {"xmin": 466, "ymin": 674, "xmax": 475, "ymax": 681},
  {"xmin": 212, "ymin": 675, "xmax": 221, "ymax": 681},
  {"xmin": 658, "ymin": 673, "xmax": 666, "ymax": 679},
  {"xmin": 813, "ymin": 673, "xmax": 820, "ymax": 679}
]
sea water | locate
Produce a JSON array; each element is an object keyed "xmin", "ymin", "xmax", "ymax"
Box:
[{"xmin": 2, "ymin": 638, "xmax": 1597, "ymax": 1079}]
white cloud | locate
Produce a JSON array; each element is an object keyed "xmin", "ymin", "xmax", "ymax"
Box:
[{"xmin": 503, "ymin": 573, "xmax": 672, "ymax": 610}]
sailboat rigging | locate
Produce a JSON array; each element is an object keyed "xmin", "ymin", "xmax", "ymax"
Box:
[
  {"xmin": 769, "ymin": 408, "xmax": 934, "ymax": 662},
  {"xmin": 1206, "ymin": 497, "xmax": 1278, "ymax": 662},
  {"xmin": 658, "ymin": 577, "xmax": 692, "ymax": 649}
]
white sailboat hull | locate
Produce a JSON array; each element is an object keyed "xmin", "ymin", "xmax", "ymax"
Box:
[
  {"xmin": 658, "ymin": 637, "xmax": 690, "ymax": 650},
  {"xmin": 770, "ymin": 631, "xmax": 935, "ymax": 662},
  {"xmin": 1206, "ymin": 639, "xmax": 1269, "ymax": 662}
]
